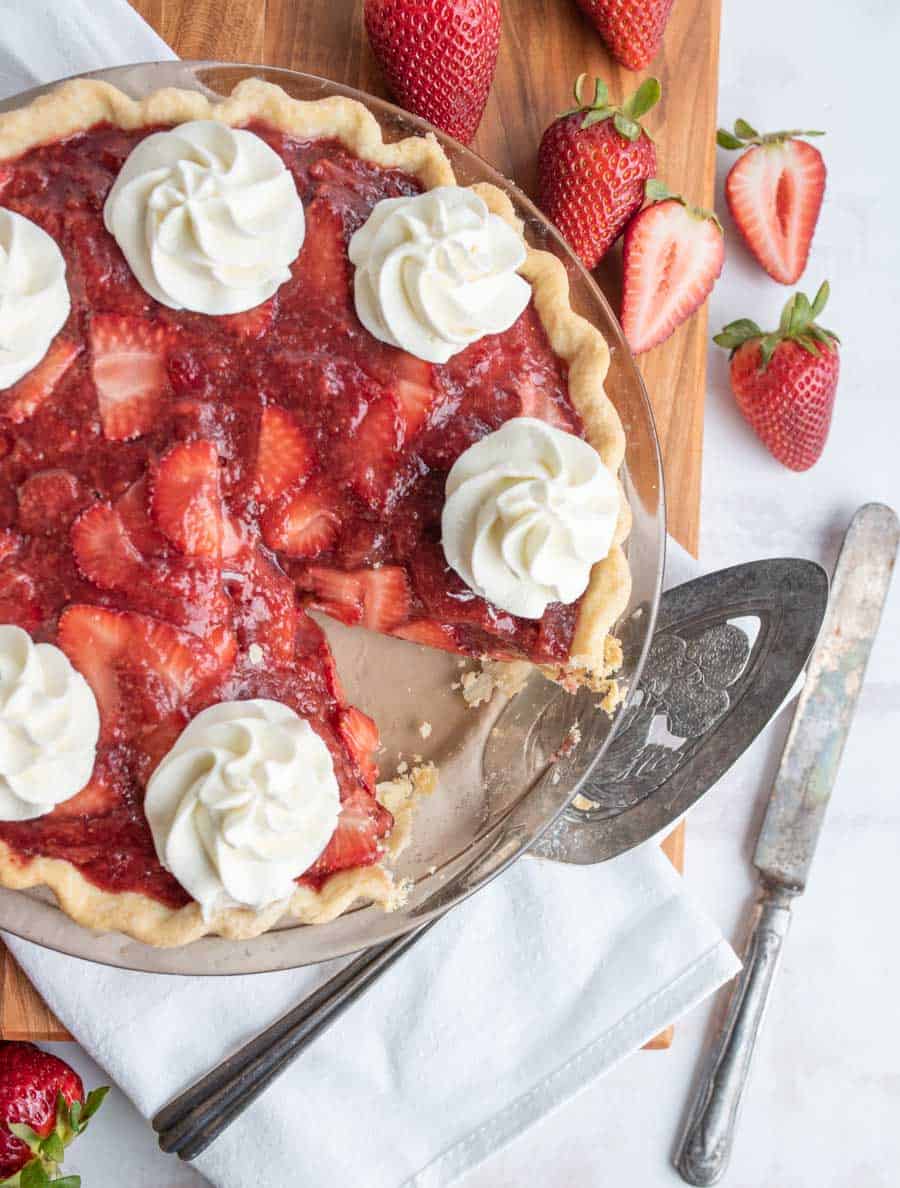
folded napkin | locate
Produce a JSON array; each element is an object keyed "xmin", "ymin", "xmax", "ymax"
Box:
[{"xmin": 0, "ymin": 9, "xmax": 739, "ymax": 1186}]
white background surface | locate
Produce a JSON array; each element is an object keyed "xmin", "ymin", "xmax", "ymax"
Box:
[{"xmin": 31, "ymin": 0, "xmax": 900, "ymax": 1184}]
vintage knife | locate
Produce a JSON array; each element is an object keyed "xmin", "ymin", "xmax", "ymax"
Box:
[{"xmin": 676, "ymin": 502, "xmax": 900, "ymax": 1186}]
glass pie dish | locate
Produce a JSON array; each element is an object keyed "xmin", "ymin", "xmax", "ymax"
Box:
[{"xmin": 0, "ymin": 61, "xmax": 665, "ymax": 975}]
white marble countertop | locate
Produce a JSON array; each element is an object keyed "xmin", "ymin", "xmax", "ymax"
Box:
[{"xmin": 37, "ymin": 0, "xmax": 900, "ymax": 1183}]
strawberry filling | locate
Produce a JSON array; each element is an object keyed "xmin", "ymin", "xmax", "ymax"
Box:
[{"xmin": 0, "ymin": 121, "xmax": 585, "ymax": 909}]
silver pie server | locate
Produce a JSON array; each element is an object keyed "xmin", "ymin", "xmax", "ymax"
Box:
[
  {"xmin": 152, "ymin": 556, "xmax": 829, "ymax": 1161},
  {"xmin": 676, "ymin": 503, "xmax": 899, "ymax": 1186}
]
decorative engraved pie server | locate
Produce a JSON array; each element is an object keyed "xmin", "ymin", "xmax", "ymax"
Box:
[
  {"xmin": 153, "ymin": 556, "xmax": 829, "ymax": 1161},
  {"xmin": 676, "ymin": 503, "xmax": 899, "ymax": 1186}
]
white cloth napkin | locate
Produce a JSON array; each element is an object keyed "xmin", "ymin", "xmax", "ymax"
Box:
[{"xmin": 0, "ymin": 7, "xmax": 739, "ymax": 1186}]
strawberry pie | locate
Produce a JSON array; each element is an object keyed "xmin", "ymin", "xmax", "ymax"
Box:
[{"xmin": 0, "ymin": 79, "xmax": 630, "ymax": 946}]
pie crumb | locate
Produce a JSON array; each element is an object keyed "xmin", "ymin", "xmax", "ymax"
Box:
[
  {"xmin": 378, "ymin": 761, "xmax": 439, "ymax": 860},
  {"xmin": 571, "ymin": 793, "xmax": 594, "ymax": 811},
  {"xmin": 418, "ymin": 720, "xmax": 432, "ymax": 739},
  {"xmin": 247, "ymin": 643, "xmax": 263, "ymax": 665}
]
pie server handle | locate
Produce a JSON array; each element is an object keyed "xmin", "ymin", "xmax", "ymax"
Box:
[
  {"xmin": 152, "ymin": 557, "xmax": 827, "ymax": 1162},
  {"xmin": 152, "ymin": 918, "xmax": 438, "ymax": 1160}
]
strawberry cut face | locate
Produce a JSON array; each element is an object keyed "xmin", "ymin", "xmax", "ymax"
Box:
[{"xmin": 0, "ymin": 119, "xmax": 591, "ymax": 914}]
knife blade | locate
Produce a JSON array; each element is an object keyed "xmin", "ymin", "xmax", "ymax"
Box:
[
  {"xmin": 755, "ymin": 502, "xmax": 899, "ymax": 889},
  {"xmin": 676, "ymin": 502, "xmax": 899, "ymax": 1187}
]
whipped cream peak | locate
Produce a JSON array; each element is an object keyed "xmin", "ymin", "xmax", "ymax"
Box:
[
  {"xmin": 0, "ymin": 625, "xmax": 100, "ymax": 820},
  {"xmin": 441, "ymin": 417, "xmax": 620, "ymax": 619},
  {"xmin": 348, "ymin": 185, "xmax": 531, "ymax": 364},
  {"xmin": 0, "ymin": 208, "xmax": 70, "ymax": 389},
  {"xmin": 145, "ymin": 699, "xmax": 341, "ymax": 917},
  {"xmin": 104, "ymin": 120, "xmax": 306, "ymax": 315}
]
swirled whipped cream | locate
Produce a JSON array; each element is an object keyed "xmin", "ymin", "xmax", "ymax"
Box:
[
  {"xmin": 0, "ymin": 209, "xmax": 70, "ymax": 389},
  {"xmin": 103, "ymin": 121, "xmax": 306, "ymax": 315},
  {"xmin": 145, "ymin": 700, "xmax": 341, "ymax": 917},
  {"xmin": 441, "ymin": 417, "xmax": 620, "ymax": 619},
  {"xmin": 0, "ymin": 625, "xmax": 99, "ymax": 820},
  {"xmin": 348, "ymin": 185, "xmax": 531, "ymax": 363}
]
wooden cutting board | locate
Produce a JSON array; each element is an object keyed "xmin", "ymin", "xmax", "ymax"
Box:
[{"xmin": 0, "ymin": 0, "xmax": 720, "ymax": 1044}]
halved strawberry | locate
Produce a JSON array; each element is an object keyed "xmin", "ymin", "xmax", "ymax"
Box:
[
  {"xmin": 308, "ymin": 786, "xmax": 392, "ymax": 877},
  {"xmin": 17, "ymin": 470, "xmax": 86, "ymax": 536},
  {"xmin": 718, "ymin": 122, "xmax": 826, "ymax": 285},
  {"xmin": 71, "ymin": 503, "xmax": 144, "ymax": 590},
  {"xmin": 392, "ymin": 618, "xmax": 459, "ymax": 652},
  {"xmin": 338, "ymin": 705, "xmax": 380, "ymax": 787},
  {"xmin": 621, "ymin": 183, "xmax": 724, "ymax": 355},
  {"xmin": 152, "ymin": 440, "xmax": 223, "ymax": 558},
  {"xmin": 90, "ymin": 315, "xmax": 170, "ymax": 440},
  {"xmin": 262, "ymin": 488, "xmax": 341, "ymax": 558},
  {"xmin": 256, "ymin": 407, "xmax": 314, "ymax": 504},
  {"xmin": 307, "ymin": 564, "xmax": 411, "ymax": 631},
  {"xmin": 58, "ymin": 605, "xmax": 228, "ymax": 733},
  {"xmin": 219, "ymin": 298, "xmax": 276, "ymax": 340},
  {"xmin": 3, "ymin": 339, "xmax": 82, "ymax": 423}
]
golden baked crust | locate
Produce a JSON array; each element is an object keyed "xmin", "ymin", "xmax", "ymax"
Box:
[{"xmin": 0, "ymin": 78, "xmax": 630, "ymax": 945}]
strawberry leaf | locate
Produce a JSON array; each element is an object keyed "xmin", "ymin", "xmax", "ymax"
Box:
[
  {"xmin": 66, "ymin": 1102, "xmax": 81, "ymax": 1133},
  {"xmin": 41, "ymin": 1133, "xmax": 64, "ymax": 1164},
  {"xmin": 810, "ymin": 280, "xmax": 830, "ymax": 319},
  {"xmin": 613, "ymin": 113, "xmax": 640, "ymax": 141},
  {"xmin": 645, "ymin": 178, "xmax": 675, "ymax": 203},
  {"xmin": 733, "ymin": 118, "xmax": 758, "ymax": 140},
  {"xmin": 716, "ymin": 128, "xmax": 744, "ymax": 150},
  {"xmin": 581, "ymin": 106, "xmax": 613, "ymax": 129},
  {"xmin": 592, "ymin": 78, "xmax": 608, "ymax": 108},
  {"xmin": 21, "ymin": 1162, "xmax": 49, "ymax": 1188},
  {"xmin": 623, "ymin": 77, "xmax": 661, "ymax": 121},
  {"xmin": 8, "ymin": 1123, "xmax": 43, "ymax": 1153},
  {"xmin": 79, "ymin": 1087, "xmax": 109, "ymax": 1125},
  {"xmin": 52, "ymin": 1179, "xmax": 81, "ymax": 1188}
]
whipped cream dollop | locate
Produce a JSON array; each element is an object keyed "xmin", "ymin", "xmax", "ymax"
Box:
[
  {"xmin": 441, "ymin": 417, "xmax": 620, "ymax": 619},
  {"xmin": 0, "ymin": 209, "xmax": 70, "ymax": 389},
  {"xmin": 0, "ymin": 626, "xmax": 100, "ymax": 821},
  {"xmin": 145, "ymin": 700, "xmax": 341, "ymax": 917},
  {"xmin": 348, "ymin": 185, "xmax": 531, "ymax": 364},
  {"xmin": 103, "ymin": 121, "xmax": 306, "ymax": 315}
]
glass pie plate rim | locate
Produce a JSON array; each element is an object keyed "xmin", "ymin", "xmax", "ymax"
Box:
[{"xmin": 0, "ymin": 61, "xmax": 666, "ymax": 976}]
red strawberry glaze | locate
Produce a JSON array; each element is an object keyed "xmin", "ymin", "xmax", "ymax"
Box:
[{"xmin": 0, "ymin": 120, "xmax": 584, "ymax": 908}]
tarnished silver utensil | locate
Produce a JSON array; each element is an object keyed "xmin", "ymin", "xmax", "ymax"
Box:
[
  {"xmin": 153, "ymin": 556, "xmax": 830, "ymax": 1161},
  {"xmin": 676, "ymin": 503, "xmax": 899, "ymax": 1186}
]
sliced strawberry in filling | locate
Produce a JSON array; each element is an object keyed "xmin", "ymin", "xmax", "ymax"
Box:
[
  {"xmin": 58, "ymin": 605, "xmax": 231, "ymax": 737},
  {"xmin": 152, "ymin": 440, "xmax": 224, "ymax": 558},
  {"xmin": 337, "ymin": 705, "xmax": 380, "ymax": 788},
  {"xmin": 392, "ymin": 618, "xmax": 460, "ymax": 652},
  {"xmin": 261, "ymin": 487, "xmax": 341, "ymax": 558},
  {"xmin": 3, "ymin": 338, "xmax": 82, "ymax": 423},
  {"xmin": 90, "ymin": 314, "xmax": 170, "ymax": 441},
  {"xmin": 307, "ymin": 785, "xmax": 392, "ymax": 882},
  {"xmin": 305, "ymin": 564, "xmax": 411, "ymax": 632},
  {"xmin": 17, "ymin": 470, "xmax": 86, "ymax": 536},
  {"xmin": 255, "ymin": 406, "xmax": 314, "ymax": 505}
]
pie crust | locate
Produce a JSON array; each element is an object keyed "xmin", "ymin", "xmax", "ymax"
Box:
[{"xmin": 0, "ymin": 79, "xmax": 630, "ymax": 946}]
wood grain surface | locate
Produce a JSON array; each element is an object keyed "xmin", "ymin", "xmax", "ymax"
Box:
[{"xmin": 0, "ymin": 0, "xmax": 720, "ymax": 1045}]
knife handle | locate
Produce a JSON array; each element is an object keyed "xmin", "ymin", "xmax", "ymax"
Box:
[{"xmin": 675, "ymin": 884, "xmax": 794, "ymax": 1186}]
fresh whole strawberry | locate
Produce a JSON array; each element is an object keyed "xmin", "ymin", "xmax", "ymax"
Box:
[
  {"xmin": 575, "ymin": 0, "xmax": 676, "ymax": 71},
  {"xmin": 538, "ymin": 74, "xmax": 660, "ymax": 270},
  {"xmin": 364, "ymin": 0, "xmax": 501, "ymax": 144},
  {"xmin": 714, "ymin": 282, "xmax": 840, "ymax": 471},
  {"xmin": 0, "ymin": 1041, "xmax": 108, "ymax": 1185},
  {"xmin": 621, "ymin": 179, "xmax": 724, "ymax": 354},
  {"xmin": 718, "ymin": 119, "xmax": 826, "ymax": 285}
]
